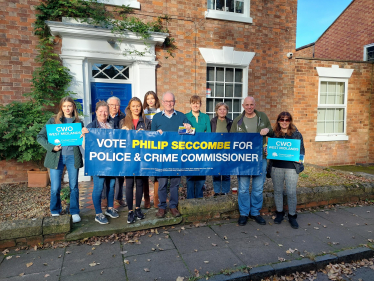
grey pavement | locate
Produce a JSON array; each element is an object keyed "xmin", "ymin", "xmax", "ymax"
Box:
[{"xmin": 0, "ymin": 205, "xmax": 374, "ymax": 280}]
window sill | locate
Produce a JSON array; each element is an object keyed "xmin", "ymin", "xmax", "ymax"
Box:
[
  {"xmin": 315, "ymin": 135, "xmax": 349, "ymax": 142},
  {"xmin": 205, "ymin": 10, "xmax": 253, "ymax": 23},
  {"xmin": 93, "ymin": 0, "xmax": 140, "ymax": 9}
]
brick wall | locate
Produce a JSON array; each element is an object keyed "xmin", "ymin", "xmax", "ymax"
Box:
[
  {"xmin": 293, "ymin": 58, "xmax": 373, "ymax": 166},
  {"xmin": 295, "ymin": 44, "xmax": 314, "ymax": 58},
  {"xmin": 314, "ymin": 0, "xmax": 374, "ymax": 61}
]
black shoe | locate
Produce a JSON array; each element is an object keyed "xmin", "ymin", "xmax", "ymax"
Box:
[
  {"xmin": 238, "ymin": 215, "xmax": 248, "ymax": 226},
  {"xmin": 135, "ymin": 208, "xmax": 145, "ymax": 220},
  {"xmin": 288, "ymin": 214, "xmax": 299, "ymax": 229},
  {"xmin": 220, "ymin": 193, "xmax": 227, "ymax": 195},
  {"xmin": 214, "ymin": 193, "xmax": 220, "ymax": 197},
  {"xmin": 274, "ymin": 211, "xmax": 285, "ymax": 224},
  {"xmin": 251, "ymin": 215, "xmax": 266, "ymax": 225},
  {"xmin": 127, "ymin": 211, "xmax": 136, "ymax": 224}
]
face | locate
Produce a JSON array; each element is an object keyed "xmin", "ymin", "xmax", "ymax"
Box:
[
  {"xmin": 190, "ymin": 101, "xmax": 201, "ymax": 113},
  {"xmin": 242, "ymin": 97, "xmax": 256, "ymax": 116},
  {"xmin": 146, "ymin": 95, "xmax": 156, "ymax": 108},
  {"xmin": 162, "ymin": 93, "xmax": 175, "ymax": 112},
  {"xmin": 217, "ymin": 105, "xmax": 228, "ymax": 119},
  {"xmin": 130, "ymin": 101, "xmax": 142, "ymax": 117},
  {"xmin": 108, "ymin": 98, "xmax": 120, "ymax": 116},
  {"xmin": 62, "ymin": 101, "xmax": 74, "ymax": 117},
  {"xmin": 96, "ymin": 106, "xmax": 109, "ymax": 123},
  {"xmin": 278, "ymin": 116, "xmax": 291, "ymax": 130}
]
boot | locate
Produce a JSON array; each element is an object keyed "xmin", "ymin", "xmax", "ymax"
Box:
[
  {"xmin": 288, "ymin": 214, "xmax": 299, "ymax": 229},
  {"xmin": 153, "ymin": 180, "xmax": 159, "ymax": 208},
  {"xmin": 143, "ymin": 179, "xmax": 151, "ymax": 209},
  {"xmin": 274, "ymin": 211, "xmax": 284, "ymax": 224}
]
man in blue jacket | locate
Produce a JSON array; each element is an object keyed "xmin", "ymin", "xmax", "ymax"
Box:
[{"xmin": 151, "ymin": 92, "xmax": 191, "ymax": 218}]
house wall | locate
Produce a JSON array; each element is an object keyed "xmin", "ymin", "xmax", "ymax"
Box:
[
  {"xmin": 313, "ymin": 0, "xmax": 374, "ymax": 61},
  {"xmin": 295, "ymin": 45, "xmax": 314, "ymax": 58},
  {"xmin": 293, "ymin": 58, "xmax": 373, "ymax": 166}
]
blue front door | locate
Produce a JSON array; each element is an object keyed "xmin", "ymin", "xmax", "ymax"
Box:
[{"xmin": 91, "ymin": 82, "xmax": 132, "ymax": 121}]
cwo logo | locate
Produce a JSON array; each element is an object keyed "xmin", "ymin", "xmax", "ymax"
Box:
[
  {"xmin": 276, "ymin": 141, "xmax": 292, "ymax": 146},
  {"xmin": 56, "ymin": 126, "xmax": 74, "ymax": 132}
]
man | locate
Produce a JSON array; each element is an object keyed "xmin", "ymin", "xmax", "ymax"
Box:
[
  {"xmin": 230, "ymin": 96, "xmax": 273, "ymax": 226},
  {"xmin": 151, "ymin": 92, "xmax": 191, "ymax": 218},
  {"xmin": 102, "ymin": 96, "xmax": 126, "ymax": 208}
]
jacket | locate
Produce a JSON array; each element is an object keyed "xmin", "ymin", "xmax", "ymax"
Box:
[
  {"xmin": 267, "ymin": 128, "xmax": 305, "ymax": 174},
  {"xmin": 230, "ymin": 109, "xmax": 273, "ymax": 145},
  {"xmin": 37, "ymin": 117, "xmax": 84, "ymax": 170},
  {"xmin": 87, "ymin": 117, "xmax": 117, "ymax": 129},
  {"xmin": 121, "ymin": 108, "xmax": 151, "ymax": 131},
  {"xmin": 108, "ymin": 111, "xmax": 125, "ymax": 129},
  {"xmin": 210, "ymin": 116, "xmax": 233, "ymax": 133}
]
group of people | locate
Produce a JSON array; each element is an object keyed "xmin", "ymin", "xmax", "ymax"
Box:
[{"xmin": 37, "ymin": 91, "xmax": 305, "ymax": 229}]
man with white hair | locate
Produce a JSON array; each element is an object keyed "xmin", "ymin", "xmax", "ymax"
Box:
[
  {"xmin": 151, "ymin": 92, "xmax": 191, "ymax": 218},
  {"xmin": 230, "ymin": 96, "xmax": 273, "ymax": 226}
]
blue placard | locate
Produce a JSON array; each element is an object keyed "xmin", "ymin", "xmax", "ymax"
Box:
[
  {"xmin": 267, "ymin": 138, "xmax": 300, "ymax": 161},
  {"xmin": 46, "ymin": 123, "xmax": 83, "ymax": 146},
  {"xmin": 84, "ymin": 129, "xmax": 264, "ymax": 177}
]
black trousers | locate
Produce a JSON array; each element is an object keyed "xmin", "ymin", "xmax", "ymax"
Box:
[{"xmin": 126, "ymin": 176, "xmax": 145, "ymax": 210}]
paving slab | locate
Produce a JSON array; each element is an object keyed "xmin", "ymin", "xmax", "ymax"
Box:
[
  {"xmin": 60, "ymin": 266, "xmax": 126, "ymax": 281},
  {"xmin": 343, "ymin": 205, "xmax": 374, "ymax": 219},
  {"xmin": 168, "ymin": 226, "xmax": 227, "ymax": 254},
  {"xmin": 257, "ymin": 221, "xmax": 309, "ymax": 239},
  {"xmin": 0, "ymin": 248, "xmax": 65, "ymax": 278},
  {"xmin": 314, "ymin": 208, "xmax": 368, "ymax": 228},
  {"xmin": 0, "ymin": 269, "xmax": 61, "ymax": 281},
  {"xmin": 66, "ymin": 209, "xmax": 183, "ymax": 241},
  {"xmin": 121, "ymin": 233, "xmax": 175, "ymax": 257},
  {"xmin": 348, "ymin": 224, "xmax": 374, "ymax": 240},
  {"xmin": 210, "ymin": 221, "xmax": 262, "ymax": 240},
  {"xmin": 60, "ymin": 242, "xmax": 122, "ymax": 276},
  {"xmin": 124, "ymin": 249, "xmax": 190, "ymax": 281},
  {"xmin": 227, "ymin": 234, "xmax": 275, "ymax": 252},
  {"xmin": 296, "ymin": 212, "xmax": 335, "ymax": 229},
  {"xmin": 181, "ymin": 247, "xmax": 245, "ymax": 275}
]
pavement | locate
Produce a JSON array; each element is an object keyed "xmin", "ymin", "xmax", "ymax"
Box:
[{"xmin": 1, "ymin": 205, "xmax": 374, "ymax": 280}]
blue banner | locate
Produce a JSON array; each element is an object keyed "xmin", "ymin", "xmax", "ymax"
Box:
[
  {"xmin": 46, "ymin": 123, "xmax": 83, "ymax": 146},
  {"xmin": 267, "ymin": 138, "xmax": 300, "ymax": 161},
  {"xmin": 84, "ymin": 129, "xmax": 264, "ymax": 177}
]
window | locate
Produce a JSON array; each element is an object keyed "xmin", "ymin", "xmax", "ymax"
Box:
[
  {"xmin": 206, "ymin": 66, "xmax": 243, "ymax": 120},
  {"xmin": 86, "ymin": 0, "xmax": 140, "ymax": 9},
  {"xmin": 363, "ymin": 44, "xmax": 374, "ymax": 62},
  {"xmin": 205, "ymin": 0, "xmax": 252, "ymax": 23},
  {"xmin": 92, "ymin": 64, "xmax": 130, "ymax": 80},
  {"xmin": 317, "ymin": 79, "xmax": 347, "ymax": 136}
]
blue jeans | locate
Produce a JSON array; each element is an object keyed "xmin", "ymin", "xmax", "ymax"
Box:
[
  {"xmin": 213, "ymin": 175, "xmax": 230, "ymax": 194},
  {"xmin": 237, "ymin": 159, "xmax": 267, "ymax": 216},
  {"xmin": 157, "ymin": 176, "xmax": 180, "ymax": 209},
  {"xmin": 93, "ymin": 176, "xmax": 115, "ymax": 214},
  {"xmin": 49, "ymin": 155, "xmax": 79, "ymax": 215},
  {"xmin": 186, "ymin": 176, "xmax": 205, "ymax": 199}
]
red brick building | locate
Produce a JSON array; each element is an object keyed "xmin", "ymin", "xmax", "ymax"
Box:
[{"xmin": 0, "ymin": 0, "xmax": 373, "ymax": 183}]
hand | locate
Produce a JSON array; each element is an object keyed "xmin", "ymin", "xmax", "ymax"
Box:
[
  {"xmin": 80, "ymin": 127, "xmax": 89, "ymax": 138},
  {"xmin": 157, "ymin": 129, "xmax": 163, "ymax": 135},
  {"xmin": 260, "ymin": 128, "xmax": 269, "ymax": 136},
  {"xmin": 122, "ymin": 126, "xmax": 129, "ymax": 130},
  {"xmin": 53, "ymin": 144, "xmax": 62, "ymax": 151},
  {"xmin": 183, "ymin": 123, "xmax": 191, "ymax": 130},
  {"xmin": 137, "ymin": 128, "xmax": 144, "ymax": 131}
]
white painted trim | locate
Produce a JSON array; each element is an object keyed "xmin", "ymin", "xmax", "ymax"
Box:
[
  {"xmin": 199, "ymin": 46, "xmax": 255, "ymax": 66},
  {"xmin": 315, "ymin": 135, "xmax": 349, "ymax": 142},
  {"xmin": 316, "ymin": 65, "xmax": 354, "ymax": 79},
  {"xmin": 84, "ymin": 0, "xmax": 140, "ymax": 9},
  {"xmin": 363, "ymin": 43, "xmax": 374, "ymax": 61},
  {"xmin": 205, "ymin": 0, "xmax": 252, "ymax": 23}
]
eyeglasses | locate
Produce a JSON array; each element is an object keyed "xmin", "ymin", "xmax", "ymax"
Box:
[
  {"xmin": 108, "ymin": 104, "xmax": 120, "ymax": 108},
  {"xmin": 279, "ymin": 118, "xmax": 290, "ymax": 122},
  {"xmin": 163, "ymin": 100, "xmax": 175, "ymax": 104}
]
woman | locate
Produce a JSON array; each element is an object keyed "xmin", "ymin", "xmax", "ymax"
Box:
[
  {"xmin": 269, "ymin": 112, "xmax": 305, "ymax": 229},
  {"xmin": 37, "ymin": 97, "xmax": 83, "ymax": 223},
  {"xmin": 120, "ymin": 97, "xmax": 151, "ymax": 223},
  {"xmin": 82, "ymin": 101, "xmax": 119, "ymax": 225},
  {"xmin": 210, "ymin": 102, "xmax": 233, "ymax": 196},
  {"xmin": 185, "ymin": 95, "xmax": 211, "ymax": 199}
]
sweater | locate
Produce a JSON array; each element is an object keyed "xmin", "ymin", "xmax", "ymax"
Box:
[
  {"xmin": 185, "ymin": 111, "xmax": 211, "ymax": 133},
  {"xmin": 151, "ymin": 111, "xmax": 190, "ymax": 132}
]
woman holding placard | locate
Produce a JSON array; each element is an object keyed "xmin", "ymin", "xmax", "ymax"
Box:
[
  {"xmin": 268, "ymin": 112, "xmax": 305, "ymax": 229},
  {"xmin": 37, "ymin": 97, "xmax": 83, "ymax": 223}
]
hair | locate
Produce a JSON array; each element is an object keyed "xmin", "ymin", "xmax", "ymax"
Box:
[
  {"xmin": 143, "ymin": 91, "xmax": 160, "ymax": 110},
  {"xmin": 107, "ymin": 96, "xmax": 121, "ymax": 105},
  {"xmin": 215, "ymin": 102, "xmax": 229, "ymax": 115},
  {"xmin": 120, "ymin": 97, "xmax": 144, "ymax": 130},
  {"xmin": 273, "ymin": 111, "xmax": 296, "ymax": 137},
  {"xmin": 190, "ymin": 95, "xmax": 201, "ymax": 104},
  {"xmin": 95, "ymin": 100, "xmax": 109, "ymax": 112},
  {"xmin": 55, "ymin": 97, "xmax": 80, "ymax": 124}
]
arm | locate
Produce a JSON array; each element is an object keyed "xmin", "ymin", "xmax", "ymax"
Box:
[
  {"xmin": 182, "ymin": 115, "xmax": 191, "ymax": 130},
  {"xmin": 37, "ymin": 118, "xmax": 60, "ymax": 152}
]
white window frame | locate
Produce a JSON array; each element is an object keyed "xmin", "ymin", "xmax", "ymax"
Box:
[
  {"xmin": 315, "ymin": 77, "xmax": 349, "ymax": 142},
  {"xmin": 205, "ymin": 0, "xmax": 252, "ymax": 23},
  {"xmin": 363, "ymin": 43, "xmax": 374, "ymax": 61},
  {"xmin": 85, "ymin": 0, "xmax": 140, "ymax": 9},
  {"xmin": 90, "ymin": 61, "xmax": 133, "ymax": 84}
]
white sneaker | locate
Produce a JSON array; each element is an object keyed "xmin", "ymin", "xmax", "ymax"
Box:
[
  {"xmin": 51, "ymin": 214, "xmax": 60, "ymax": 217},
  {"xmin": 72, "ymin": 214, "xmax": 81, "ymax": 223}
]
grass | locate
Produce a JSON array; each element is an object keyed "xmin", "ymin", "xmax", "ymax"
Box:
[{"xmin": 330, "ymin": 165, "xmax": 374, "ymax": 175}]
